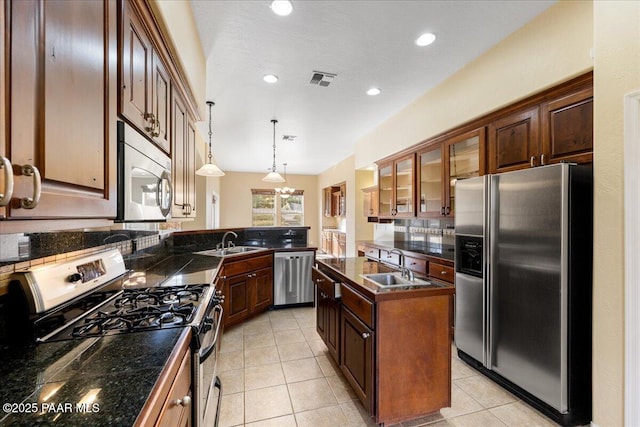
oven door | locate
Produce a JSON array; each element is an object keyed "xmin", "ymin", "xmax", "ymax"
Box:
[
  {"xmin": 194, "ymin": 303, "xmax": 223, "ymax": 427},
  {"xmin": 116, "ymin": 122, "xmax": 172, "ymax": 222}
]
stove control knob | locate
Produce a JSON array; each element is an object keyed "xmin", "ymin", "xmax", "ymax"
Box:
[{"xmin": 67, "ymin": 273, "xmax": 83, "ymax": 283}]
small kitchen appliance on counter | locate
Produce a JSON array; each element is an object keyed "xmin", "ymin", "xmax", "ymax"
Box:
[
  {"xmin": 454, "ymin": 163, "xmax": 592, "ymax": 426},
  {"xmin": 4, "ymin": 248, "xmax": 224, "ymax": 427}
]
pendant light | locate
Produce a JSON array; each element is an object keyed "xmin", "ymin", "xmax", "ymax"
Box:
[
  {"xmin": 275, "ymin": 163, "xmax": 295, "ymax": 198},
  {"xmin": 262, "ymin": 119, "xmax": 285, "ymax": 182},
  {"xmin": 196, "ymin": 101, "xmax": 225, "ymax": 177}
]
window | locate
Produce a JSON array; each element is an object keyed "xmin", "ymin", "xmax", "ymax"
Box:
[
  {"xmin": 281, "ymin": 193, "xmax": 304, "ymax": 226},
  {"xmin": 251, "ymin": 189, "xmax": 304, "ymax": 226},
  {"xmin": 251, "ymin": 190, "xmax": 276, "ymax": 226}
]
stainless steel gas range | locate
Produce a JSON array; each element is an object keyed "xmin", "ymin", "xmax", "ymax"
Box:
[{"xmin": 7, "ymin": 248, "xmax": 224, "ymax": 427}]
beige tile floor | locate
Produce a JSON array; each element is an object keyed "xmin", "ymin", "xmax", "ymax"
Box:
[{"xmin": 217, "ymin": 307, "xmax": 563, "ymax": 427}]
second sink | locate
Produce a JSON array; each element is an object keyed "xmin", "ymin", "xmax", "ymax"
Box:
[{"xmin": 361, "ymin": 272, "xmax": 443, "ymax": 289}]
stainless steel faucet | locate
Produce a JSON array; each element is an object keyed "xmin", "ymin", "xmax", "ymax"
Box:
[
  {"xmin": 388, "ymin": 248, "xmax": 414, "ymax": 281},
  {"xmin": 219, "ymin": 231, "xmax": 238, "ymax": 249}
]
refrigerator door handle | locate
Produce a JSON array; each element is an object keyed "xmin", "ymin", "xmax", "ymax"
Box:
[{"xmin": 486, "ymin": 174, "xmax": 500, "ymax": 369}]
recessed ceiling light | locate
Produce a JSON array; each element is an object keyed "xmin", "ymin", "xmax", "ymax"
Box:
[
  {"xmin": 263, "ymin": 74, "xmax": 279, "ymax": 83},
  {"xmin": 416, "ymin": 32, "xmax": 436, "ymax": 47},
  {"xmin": 271, "ymin": 1, "xmax": 293, "ymax": 16},
  {"xmin": 367, "ymin": 88, "xmax": 381, "ymax": 96}
]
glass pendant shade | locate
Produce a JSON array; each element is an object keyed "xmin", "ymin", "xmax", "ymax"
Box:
[
  {"xmin": 196, "ymin": 163, "xmax": 224, "ymax": 176},
  {"xmin": 196, "ymin": 100, "xmax": 225, "ymax": 177},
  {"xmin": 263, "ymin": 171, "xmax": 285, "ymax": 182}
]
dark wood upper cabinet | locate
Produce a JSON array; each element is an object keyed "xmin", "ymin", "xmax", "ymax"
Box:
[
  {"xmin": 120, "ymin": 0, "xmax": 171, "ymax": 153},
  {"xmin": 416, "ymin": 143, "xmax": 443, "ymax": 218},
  {"xmin": 540, "ymin": 86, "xmax": 593, "ymax": 165},
  {"xmin": 444, "ymin": 128, "xmax": 485, "ymax": 216},
  {"xmin": 378, "ymin": 153, "xmax": 415, "ymax": 219},
  {"xmin": 171, "ymin": 92, "xmax": 196, "ymax": 218},
  {"xmin": 488, "ymin": 106, "xmax": 540, "ymax": 174},
  {"xmin": 3, "ymin": 0, "xmax": 117, "ymax": 221},
  {"xmin": 417, "ymin": 127, "xmax": 485, "ymax": 218}
]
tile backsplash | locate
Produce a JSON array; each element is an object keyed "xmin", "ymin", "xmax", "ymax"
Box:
[{"xmin": 374, "ymin": 218, "xmax": 455, "ymax": 247}]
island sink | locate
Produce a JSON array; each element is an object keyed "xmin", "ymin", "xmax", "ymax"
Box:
[{"xmin": 361, "ymin": 272, "xmax": 441, "ymax": 288}]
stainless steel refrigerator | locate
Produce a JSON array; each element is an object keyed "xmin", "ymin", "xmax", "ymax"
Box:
[{"xmin": 454, "ymin": 163, "xmax": 592, "ymax": 426}]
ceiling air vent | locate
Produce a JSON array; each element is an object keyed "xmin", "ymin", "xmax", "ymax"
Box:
[
  {"xmin": 282, "ymin": 135, "xmax": 297, "ymax": 142},
  {"xmin": 309, "ymin": 71, "xmax": 336, "ymax": 87}
]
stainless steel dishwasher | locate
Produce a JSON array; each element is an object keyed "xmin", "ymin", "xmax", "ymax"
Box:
[{"xmin": 273, "ymin": 251, "xmax": 314, "ymax": 307}]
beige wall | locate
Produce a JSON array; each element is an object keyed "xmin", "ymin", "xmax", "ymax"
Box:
[
  {"xmin": 354, "ymin": 0, "xmax": 594, "ymax": 169},
  {"xmin": 355, "ymin": 169, "xmax": 376, "ymax": 243},
  {"xmin": 218, "ymin": 172, "xmax": 319, "ymax": 246},
  {"xmin": 593, "ymin": 2, "xmax": 640, "ymax": 426}
]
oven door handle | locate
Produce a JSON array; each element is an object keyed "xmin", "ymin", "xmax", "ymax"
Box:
[{"xmin": 199, "ymin": 305, "xmax": 223, "ymax": 362}]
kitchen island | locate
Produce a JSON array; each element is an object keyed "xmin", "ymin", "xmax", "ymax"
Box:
[{"xmin": 315, "ymin": 257, "xmax": 455, "ymax": 425}]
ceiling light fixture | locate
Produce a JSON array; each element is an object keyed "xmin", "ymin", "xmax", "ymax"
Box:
[
  {"xmin": 263, "ymin": 74, "xmax": 279, "ymax": 83},
  {"xmin": 270, "ymin": 0, "xmax": 293, "ymax": 16},
  {"xmin": 416, "ymin": 32, "xmax": 437, "ymax": 47},
  {"xmin": 367, "ymin": 88, "xmax": 381, "ymax": 96},
  {"xmin": 262, "ymin": 119, "xmax": 285, "ymax": 182},
  {"xmin": 275, "ymin": 163, "xmax": 295, "ymax": 198},
  {"xmin": 195, "ymin": 101, "xmax": 225, "ymax": 177}
]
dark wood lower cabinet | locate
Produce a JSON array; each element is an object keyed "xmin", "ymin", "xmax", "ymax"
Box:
[
  {"xmin": 340, "ymin": 306, "xmax": 374, "ymax": 412},
  {"xmin": 250, "ymin": 267, "xmax": 273, "ymax": 314},
  {"xmin": 223, "ymin": 273, "xmax": 250, "ymax": 326},
  {"xmin": 313, "ymin": 266, "xmax": 340, "ymax": 362},
  {"xmin": 221, "ymin": 253, "xmax": 274, "ymax": 328}
]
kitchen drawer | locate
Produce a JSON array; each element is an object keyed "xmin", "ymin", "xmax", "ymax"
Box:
[
  {"xmin": 361, "ymin": 245, "xmax": 379, "ymax": 260},
  {"xmin": 404, "ymin": 255, "xmax": 427, "ymax": 276},
  {"xmin": 429, "ymin": 262, "xmax": 454, "ymax": 284},
  {"xmin": 340, "ymin": 284, "xmax": 374, "ymax": 329},
  {"xmin": 379, "ymin": 249, "xmax": 400, "ymax": 267},
  {"xmin": 313, "ymin": 267, "xmax": 341, "ymax": 300},
  {"xmin": 223, "ymin": 254, "xmax": 272, "ymax": 277}
]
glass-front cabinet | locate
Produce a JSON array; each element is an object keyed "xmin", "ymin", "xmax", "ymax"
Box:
[
  {"xmin": 444, "ymin": 128, "xmax": 485, "ymax": 216},
  {"xmin": 417, "ymin": 143, "xmax": 443, "ymax": 217},
  {"xmin": 378, "ymin": 162, "xmax": 393, "ymax": 217},
  {"xmin": 377, "ymin": 153, "xmax": 415, "ymax": 218},
  {"xmin": 417, "ymin": 128, "xmax": 485, "ymax": 218}
]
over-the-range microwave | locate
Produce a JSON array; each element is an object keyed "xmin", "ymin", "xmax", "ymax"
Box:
[{"xmin": 116, "ymin": 121, "xmax": 172, "ymax": 222}]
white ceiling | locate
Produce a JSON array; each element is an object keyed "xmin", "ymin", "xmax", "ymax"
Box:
[{"xmin": 190, "ymin": 0, "xmax": 555, "ymax": 175}]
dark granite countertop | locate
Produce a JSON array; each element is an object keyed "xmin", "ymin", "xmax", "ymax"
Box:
[
  {"xmin": 317, "ymin": 257, "xmax": 454, "ymax": 302},
  {"xmin": 0, "ymin": 246, "xmax": 223, "ymax": 426},
  {"xmin": 358, "ymin": 240, "xmax": 455, "ymax": 262},
  {"xmin": 0, "ymin": 328, "xmax": 185, "ymax": 426},
  {"xmin": 0, "ymin": 233, "xmax": 312, "ymax": 425}
]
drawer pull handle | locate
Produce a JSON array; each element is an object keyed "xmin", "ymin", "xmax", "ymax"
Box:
[
  {"xmin": 21, "ymin": 164, "xmax": 41, "ymax": 209},
  {"xmin": 441, "ymin": 270, "xmax": 447, "ymax": 275},
  {"xmin": 175, "ymin": 395, "xmax": 191, "ymax": 407},
  {"xmin": 361, "ymin": 332, "xmax": 370, "ymax": 339}
]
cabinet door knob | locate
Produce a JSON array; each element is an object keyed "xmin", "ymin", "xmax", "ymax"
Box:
[
  {"xmin": 175, "ymin": 395, "xmax": 191, "ymax": 407},
  {"xmin": 361, "ymin": 332, "xmax": 371, "ymax": 339},
  {"xmin": 0, "ymin": 156, "xmax": 14, "ymax": 207},
  {"xmin": 20, "ymin": 164, "xmax": 41, "ymax": 209}
]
